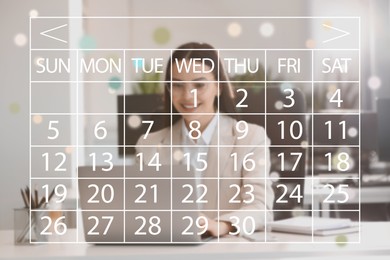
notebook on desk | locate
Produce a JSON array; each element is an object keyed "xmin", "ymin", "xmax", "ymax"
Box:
[
  {"xmin": 361, "ymin": 173, "xmax": 390, "ymax": 187},
  {"xmin": 317, "ymin": 172, "xmax": 390, "ymax": 187},
  {"xmin": 268, "ymin": 216, "xmax": 359, "ymax": 236},
  {"xmin": 78, "ymin": 165, "xmax": 212, "ymax": 244}
]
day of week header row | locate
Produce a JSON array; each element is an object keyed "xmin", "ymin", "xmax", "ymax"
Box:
[{"xmin": 31, "ymin": 50, "xmax": 359, "ymax": 81}]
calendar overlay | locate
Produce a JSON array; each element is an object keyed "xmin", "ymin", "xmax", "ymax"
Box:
[{"xmin": 30, "ymin": 17, "xmax": 360, "ymax": 243}]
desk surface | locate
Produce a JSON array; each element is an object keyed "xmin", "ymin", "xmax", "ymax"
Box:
[
  {"xmin": 304, "ymin": 179, "xmax": 390, "ymax": 205},
  {"xmin": 1, "ymin": 222, "xmax": 390, "ymax": 259}
]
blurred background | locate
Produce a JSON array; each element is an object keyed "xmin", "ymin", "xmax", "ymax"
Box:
[{"xmin": 0, "ymin": 0, "xmax": 389, "ymax": 230}]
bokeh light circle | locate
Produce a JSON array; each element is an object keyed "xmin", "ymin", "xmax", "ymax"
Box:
[
  {"xmin": 108, "ymin": 88, "xmax": 116, "ymax": 95},
  {"xmin": 274, "ymin": 100, "xmax": 284, "ymax": 110},
  {"xmin": 270, "ymin": 171, "xmax": 280, "ymax": 182},
  {"xmin": 280, "ymin": 82, "xmax": 292, "ymax": 92},
  {"xmin": 305, "ymin": 39, "xmax": 316, "ymax": 48},
  {"xmin": 34, "ymin": 56, "xmax": 43, "ymax": 66},
  {"xmin": 227, "ymin": 22, "xmax": 242, "ymax": 38},
  {"xmin": 173, "ymin": 149, "xmax": 184, "ymax": 162},
  {"xmin": 14, "ymin": 33, "xmax": 27, "ymax": 47},
  {"xmin": 300, "ymin": 140, "xmax": 308, "ymax": 148},
  {"xmin": 258, "ymin": 158, "xmax": 266, "ymax": 167},
  {"xmin": 153, "ymin": 27, "xmax": 170, "ymax": 45},
  {"xmin": 368, "ymin": 75, "xmax": 381, "ymax": 90},
  {"xmin": 65, "ymin": 146, "xmax": 73, "ymax": 154},
  {"xmin": 108, "ymin": 76, "xmax": 122, "ymax": 90},
  {"xmin": 127, "ymin": 115, "xmax": 142, "ymax": 129},
  {"xmin": 335, "ymin": 235, "xmax": 348, "ymax": 246},
  {"xmin": 259, "ymin": 22, "xmax": 274, "ymax": 37},
  {"xmin": 9, "ymin": 103, "xmax": 21, "ymax": 114},
  {"xmin": 348, "ymin": 127, "xmax": 358, "ymax": 138},
  {"xmin": 33, "ymin": 115, "xmax": 43, "ymax": 124},
  {"xmin": 79, "ymin": 35, "xmax": 97, "ymax": 49},
  {"xmin": 29, "ymin": 9, "xmax": 39, "ymax": 18}
]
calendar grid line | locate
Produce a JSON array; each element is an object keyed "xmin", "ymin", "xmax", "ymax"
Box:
[
  {"xmin": 311, "ymin": 48, "xmax": 314, "ymax": 242},
  {"xmin": 217, "ymin": 49, "xmax": 220, "ymax": 242},
  {"xmin": 29, "ymin": 80, "xmax": 360, "ymax": 84},
  {"xmin": 75, "ymin": 49, "xmax": 79, "ymax": 243},
  {"xmin": 29, "ymin": 16, "xmax": 32, "ymax": 243},
  {"xmin": 29, "ymin": 16, "xmax": 361, "ymax": 244},
  {"xmin": 358, "ymin": 17, "xmax": 362, "ymax": 243},
  {"xmin": 30, "ymin": 112, "xmax": 361, "ymax": 115},
  {"xmin": 41, "ymin": 209, "xmax": 266, "ymax": 212},
  {"xmin": 264, "ymin": 49, "xmax": 268, "ymax": 242},
  {"xmin": 36, "ymin": 177, "xmax": 361, "ymax": 180},
  {"xmin": 31, "ymin": 47, "xmax": 360, "ymax": 51},
  {"xmin": 29, "ymin": 209, "xmax": 360, "ymax": 213},
  {"xmin": 29, "ymin": 241, "xmax": 362, "ymax": 245},
  {"xmin": 30, "ymin": 144, "xmax": 361, "ymax": 148},
  {"xmin": 122, "ymin": 49, "xmax": 126, "ymax": 243},
  {"xmin": 28, "ymin": 241, "xmax": 362, "ymax": 245},
  {"xmin": 169, "ymin": 48, "xmax": 173, "ymax": 243},
  {"xmin": 31, "ymin": 177, "xmax": 361, "ymax": 180},
  {"xmin": 32, "ymin": 15, "xmax": 360, "ymax": 18}
]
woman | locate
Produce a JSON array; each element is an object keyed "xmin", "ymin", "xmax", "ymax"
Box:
[{"xmin": 136, "ymin": 42, "xmax": 274, "ymax": 237}]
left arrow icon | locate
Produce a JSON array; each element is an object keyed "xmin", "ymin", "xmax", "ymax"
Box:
[{"xmin": 40, "ymin": 24, "xmax": 68, "ymax": 43}]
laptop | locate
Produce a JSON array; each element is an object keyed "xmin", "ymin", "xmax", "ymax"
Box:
[{"xmin": 78, "ymin": 165, "xmax": 212, "ymax": 244}]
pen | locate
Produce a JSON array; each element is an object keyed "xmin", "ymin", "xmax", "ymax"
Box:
[
  {"xmin": 37, "ymin": 188, "xmax": 55, "ymax": 209},
  {"xmin": 34, "ymin": 189, "xmax": 38, "ymax": 209},
  {"xmin": 26, "ymin": 186, "xmax": 32, "ymax": 208},
  {"xmin": 37, "ymin": 196, "xmax": 46, "ymax": 209},
  {"xmin": 17, "ymin": 185, "xmax": 58, "ymax": 243},
  {"xmin": 47, "ymin": 188, "xmax": 55, "ymax": 202},
  {"xmin": 20, "ymin": 189, "xmax": 28, "ymax": 208}
]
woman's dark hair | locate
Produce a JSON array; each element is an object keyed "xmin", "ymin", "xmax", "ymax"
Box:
[{"xmin": 164, "ymin": 42, "xmax": 237, "ymax": 125}]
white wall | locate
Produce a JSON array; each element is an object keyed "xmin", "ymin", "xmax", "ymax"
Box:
[
  {"xmin": 308, "ymin": 0, "xmax": 390, "ymax": 109},
  {"xmin": 0, "ymin": 0, "xmax": 80, "ymax": 230}
]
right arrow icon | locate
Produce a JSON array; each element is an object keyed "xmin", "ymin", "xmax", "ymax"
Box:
[{"xmin": 322, "ymin": 24, "xmax": 350, "ymax": 44}]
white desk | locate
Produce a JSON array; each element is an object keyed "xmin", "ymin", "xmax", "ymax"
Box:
[
  {"xmin": 304, "ymin": 177, "xmax": 390, "ymax": 217},
  {"xmin": 1, "ymin": 222, "xmax": 390, "ymax": 259}
]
